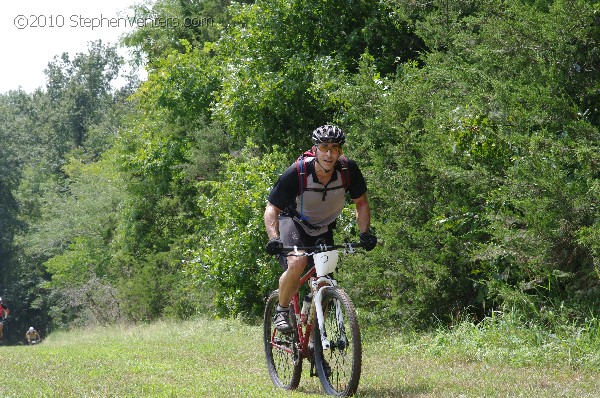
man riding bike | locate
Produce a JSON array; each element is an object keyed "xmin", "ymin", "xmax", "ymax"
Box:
[
  {"xmin": 263, "ymin": 125, "xmax": 377, "ymax": 333},
  {"xmin": 26, "ymin": 326, "xmax": 41, "ymax": 344}
]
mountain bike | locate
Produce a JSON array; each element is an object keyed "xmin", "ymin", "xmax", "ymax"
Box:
[{"xmin": 264, "ymin": 242, "xmax": 363, "ymax": 397}]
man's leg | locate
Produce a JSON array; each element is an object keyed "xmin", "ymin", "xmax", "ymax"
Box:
[
  {"xmin": 278, "ymin": 255, "xmax": 308, "ymax": 307},
  {"xmin": 277, "ymin": 217, "xmax": 307, "ymax": 307},
  {"xmin": 273, "ymin": 217, "xmax": 309, "ymax": 332}
]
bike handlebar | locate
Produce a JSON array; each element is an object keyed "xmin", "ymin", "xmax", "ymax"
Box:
[{"xmin": 279, "ymin": 242, "xmax": 363, "ymax": 255}]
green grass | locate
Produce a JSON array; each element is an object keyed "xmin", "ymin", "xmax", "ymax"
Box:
[{"xmin": 1, "ymin": 317, "xmax": 599, "ymax": 397}]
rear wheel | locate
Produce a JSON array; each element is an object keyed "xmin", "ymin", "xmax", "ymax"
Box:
[
  {"xmin": 264, "ymin": 290, "xmax": 302, "ymax": 390},
  {"xmin": 314, "ymin": 287, "xmax": 362, "ymax": 396}
]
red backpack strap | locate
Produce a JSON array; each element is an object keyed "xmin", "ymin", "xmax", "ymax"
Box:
[
  {"xmin": 337, "ymin": 155, "xmax": 350, "ymax": 191},
  {"xmin": 295, "ymin": 150, "xmax": 315, "ymax": 195},
  {"xmin": 295, "ymin": 150, "xmax": 315, "ymax": 221}
]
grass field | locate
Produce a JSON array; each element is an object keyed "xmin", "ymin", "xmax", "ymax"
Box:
[{"xmin": 1, "ymin": 317, "xmax": 599, "ymax": 397}]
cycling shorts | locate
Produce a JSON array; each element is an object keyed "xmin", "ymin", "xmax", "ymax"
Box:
[{"xmin": 277, "ymin": 216, "xmax": 334, "ymax": 271}]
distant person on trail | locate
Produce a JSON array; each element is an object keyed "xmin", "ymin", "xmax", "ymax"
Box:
[
  {"xmin": 0, "ymin": 297, "xmax": 9, "ymax": 340},
  {"xmin": 263, "ymin": 125, "xmax": 377, "ymax": 333},
  {"xmin": 26, "ymin": 327, "xmax": 41, "ymax": 344}
]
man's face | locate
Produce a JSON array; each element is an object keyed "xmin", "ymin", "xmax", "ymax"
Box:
[{"xmin": 315, "ymin": 143, "xmax": 342, "ymax": 169}]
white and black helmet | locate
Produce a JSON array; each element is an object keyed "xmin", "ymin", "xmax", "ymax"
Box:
[{"xmin": 311, "ymin": 125, "xmax": 346, "ymax": 145}]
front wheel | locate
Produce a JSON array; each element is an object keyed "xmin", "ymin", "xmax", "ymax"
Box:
[
  {"xmin": 314, "ymin": 287, "xmax": 362, "ymax": 396},
  {"xmin": 264, "ymin": 290, "xmax": 302, "ymax": 390}
]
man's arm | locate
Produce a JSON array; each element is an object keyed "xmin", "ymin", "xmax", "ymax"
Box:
[
  {"xmin": 264, "ymin": 201, "xmax": 282, "ymax": 239},
  {"xmin": 352, "ymin": 193, "xmax": 371, "ymax": 234}
]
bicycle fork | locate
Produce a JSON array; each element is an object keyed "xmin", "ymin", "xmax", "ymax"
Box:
[{"xmin": 311, "ymin": 277, "xmax": 339, "ymax": 351}]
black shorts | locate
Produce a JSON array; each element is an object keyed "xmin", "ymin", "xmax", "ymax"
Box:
[{"xmin": 277, "ymin": 216, "xmax": 334, "ymax": 271}]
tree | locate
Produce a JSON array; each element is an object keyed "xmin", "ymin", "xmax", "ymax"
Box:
[
  {"xmin": 44, "ymin": 40, "xmax": 122, "ymax": 154},
  {"xmin": 0, "ymin": 95, "xmax": 21, "ymax": 288},
  {"xmin": 210, "ymin": 0, "xmax": 424, "ymax": 150},
  {"xmin": 3, "ymin": 42, "xmax": 129, "ymax": 333},
  {"xmin": 335, "ymin": 0, "xmax": 600, "ymax": 327},
  {"xmin": 186, "ymin": 143, "xmax": 288, "ymax": 318},
  {"xmin": 122, "ymin": 0, "xmax": 228, "ymax": 68}
]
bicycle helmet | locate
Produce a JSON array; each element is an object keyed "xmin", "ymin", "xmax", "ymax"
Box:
[{"xmin": 311, "ymin": 125, "xmax": 346, "ymax": 145}]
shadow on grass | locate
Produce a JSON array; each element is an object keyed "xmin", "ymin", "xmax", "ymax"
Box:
[
  {"xmin": 296, "ymin": 381, "xmax": 432, "ymax": 397},
  {"xmin": 354, "ymin": 382, "xmax": 432, "ymax": 397}
]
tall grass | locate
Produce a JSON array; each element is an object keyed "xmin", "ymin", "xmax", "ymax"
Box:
[
  {"xmin": 415, "ymin": 311, "xmax": 600, "ymax": 370},
  {"xmin": 1, "ymin": 315, "xmax": 599, "ymax": 397}
]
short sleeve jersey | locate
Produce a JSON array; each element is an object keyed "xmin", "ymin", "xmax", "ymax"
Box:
[{"xmin": 268, "ymin": 157, "xmax": 367, "ymax": 236}]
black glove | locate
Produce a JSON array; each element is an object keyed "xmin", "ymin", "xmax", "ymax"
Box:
[
  {"xmin": 265, "ymin": 237, "xmax": 283, "ymax": 255},
  {"xmin": 359, "ymin": 232, "xmax": 377, "ymax": 251}
]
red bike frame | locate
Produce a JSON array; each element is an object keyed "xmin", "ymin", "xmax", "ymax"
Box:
[{"xmin": 270, "ymin": 264, "xmax": 316, "ymax": 359}]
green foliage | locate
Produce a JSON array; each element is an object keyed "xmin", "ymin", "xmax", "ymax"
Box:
[
  {"xmin": 2, "ymin": 0, "xmax": 600, "ymax": 336},
  {"xmin": 122, "ymin": 0, "xmax": 226, "ymax": 67},
  {"xmin": 110, "ymin": 115, "xmax": 202, "ymax": 321},
  {"xmin": 333, "ymin": 0, "xmax": 600, "ymax": 328},
  {"xmin": 186, "ymin": 143, "xmax": 288, "ymax": 318},
  {"xmin": 479, "ymin": 132, "xmax": 599, "ymax": 313},
  {"xmin": 1, "ymin": 41, "xmax": 130, "ymax": 334},
  {"xmin": 0, "ymin": 94, "xmax": 22, "ymax": 288},
  {"xmin": 208, "ymin": 0, "xmax": 423, "ymax": 150},
  {"xmin": 423, "ymin": 309, "xmax": 600, "ymax": 370},
  {"xmin": 133, "ymin": 43, "xmax": 220, "ymax": 127},
  {"xmin": 45, "ymin": 41, "xmax": 122, "ymax": 152},
  {"xmin": 24, "ymin": 157, "xmax": 125, "ymax": 327}
]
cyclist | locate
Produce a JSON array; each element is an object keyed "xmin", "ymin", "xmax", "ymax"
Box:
[
  {"xmin": 26, "ymin": 327, "xmax": 41, "ymax": 344},
  {"xmin": 0, "ymin": 297, "xmax": 9, "ymax": 340},
  {"xmin": 264, "ymin": 125, "xmax": 377, "ymax": 332}
]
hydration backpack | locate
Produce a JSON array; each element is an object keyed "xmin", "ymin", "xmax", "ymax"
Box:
[{"xmin": 295, "ymin": 149, "xmax": 350, "ymax": 221}]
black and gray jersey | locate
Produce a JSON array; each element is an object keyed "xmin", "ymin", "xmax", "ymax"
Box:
[{"xmin": 268, "ymin": 157, "xmax": 367, "ymax": 236}]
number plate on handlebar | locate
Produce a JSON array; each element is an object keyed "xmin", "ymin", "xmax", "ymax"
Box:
[{"xmin": 313, "ymin": 250, "xmax": 339, "ymax": 276}]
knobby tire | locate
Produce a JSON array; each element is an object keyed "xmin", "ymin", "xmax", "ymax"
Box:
[
  {"xmin": 314, "ymin": 287, "xmax": 362, "ymax": 396},
  {"xmin": 263, "ymin": 290, "xmax": 302, "ymax": 390}
]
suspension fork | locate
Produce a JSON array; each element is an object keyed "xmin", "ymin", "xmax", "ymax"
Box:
[{"xmin": 311, "ymin": 276, "xmax": 337, "ymax": 350}]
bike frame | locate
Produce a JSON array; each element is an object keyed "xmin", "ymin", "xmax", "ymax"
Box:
[
  {"xmin": 273, "ymin": 243, "xmax": 360, "ymax": 360},
  {"xmin": 270, "ymin": 265, "xmax": 318, "ymax": 359}
]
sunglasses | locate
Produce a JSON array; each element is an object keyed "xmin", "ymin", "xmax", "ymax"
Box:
[{"xmin": 316, "ymin": 143, "xmax": 342, "ymax": 155}]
